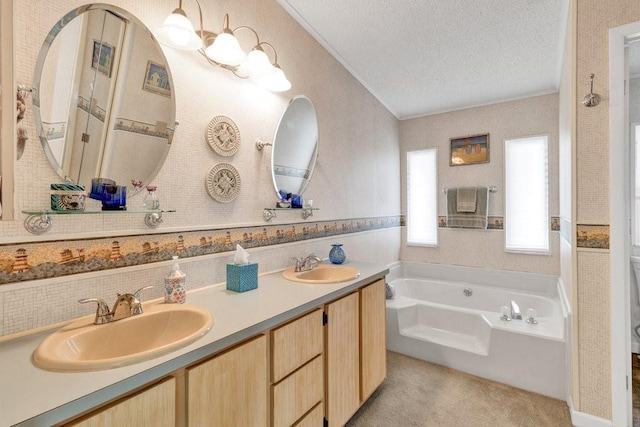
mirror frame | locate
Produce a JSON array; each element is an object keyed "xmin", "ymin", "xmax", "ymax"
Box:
[
  {"xmin": 0, "ymin": 0, "xmax": 14, "ymax": 220},
  {"xmin": 270, "ymin": 95, "xmax": 319, "ymax": 198},
  {"xmin": 32, "ymin": 4, "xmax": 176, "ymax": 195}
]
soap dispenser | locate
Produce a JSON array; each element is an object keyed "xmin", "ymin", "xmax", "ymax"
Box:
[{"xmin": 165, "ymin": 256, "xmax": 186, "ymax": 304}]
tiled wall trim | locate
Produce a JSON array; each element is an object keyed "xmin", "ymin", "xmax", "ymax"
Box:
[
  {"xmin": 437, "ymin": 215, "xmax": 561, "ymax": 231},
  {"xmin": 0, "ymin": 215, "xmax": 401, "ymax": 286},
  {"xmin": 576, "ymin": 224, "xmax": 609, "ymax": 250}
]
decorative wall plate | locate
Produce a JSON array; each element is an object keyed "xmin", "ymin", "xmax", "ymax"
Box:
[
  {"xmin": 205, "ymin": 163, "xmax": 241, "ymax": 203},
  {"xmin": 206, "ymin": 116, "xmax": 240, "ymax": 156}
]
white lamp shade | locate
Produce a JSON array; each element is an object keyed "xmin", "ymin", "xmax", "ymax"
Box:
[
  {"xmin": 254, "ymin": 66, "xmax": 291, "ymax": 92},
  {"xmin": 240, "ymin": 48, "xmax": 274, "ymax": 77},
  {"xmin": 205, "ymin": 32, "xmax": 247, "ymax": 66},
  {"xmin": 156, "ymin": 12, "xmax": 202, "ymax": 50}
]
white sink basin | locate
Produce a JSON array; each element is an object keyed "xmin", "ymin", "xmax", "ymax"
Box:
[
  {"xmin": 33, "ymin": 303, "xmax": 213, "ymax": 372},
  {"xmin": 282, "ymin": 264, "xmax": 360, "ymax": 284}
]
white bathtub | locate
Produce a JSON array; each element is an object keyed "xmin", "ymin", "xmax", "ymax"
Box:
[{"xmin": 386, "ymin": 261, "xmax": 568, "ymax": 400}]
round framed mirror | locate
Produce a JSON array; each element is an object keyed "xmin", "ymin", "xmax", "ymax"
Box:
[
  {"xmin": 271, "ymin": 95, "xmax": 318, "ymax": 198},
  {"xmin": 33, "ymin": 5, "xmax": 176, "ymax": 195}
]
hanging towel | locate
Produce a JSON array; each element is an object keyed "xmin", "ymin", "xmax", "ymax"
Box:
[
  {"xmin": 446, "ymin": 186, "xmax": 489, "ymax": 229},
  {"xmin": 456, "ymin": 187, "xmax": 477, "ymax": 212}
]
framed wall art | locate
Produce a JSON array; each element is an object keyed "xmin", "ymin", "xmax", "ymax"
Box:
[
  {"xmin": 449, "ymin": 133, "xmax": 489, "ymax": 166},
  {"xmin": 142, "ymin": 60, "xmax": 171, "ymax": 97},
  {"xmin": 91, "ymin": 40, "xmax": 114, "ymax": 77}
]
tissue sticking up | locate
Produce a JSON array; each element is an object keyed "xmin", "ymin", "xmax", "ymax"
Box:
[{"xmin": 234, "ymin": 244, "xmax": 250, "ymax": 265}]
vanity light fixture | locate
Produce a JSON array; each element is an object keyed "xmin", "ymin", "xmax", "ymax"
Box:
[{"xmin": 156, "ymin": 0, "xmax": 291, "ymax": 92}]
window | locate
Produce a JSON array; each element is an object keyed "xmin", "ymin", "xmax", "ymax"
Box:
[
  {"xmin": 633, "ymin": 124, "xmax": 640, "ymax": 247},
  {"xmin": 407, "ymin": 149, "xmax": 438, "ymax": 246},
  {"xmin": 504, "ymin": 135, "xmax": 549, "ymax": 253}
]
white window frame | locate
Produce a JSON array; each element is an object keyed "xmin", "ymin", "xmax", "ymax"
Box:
[
  {"xmin": 632, "ymin": 123, "xmax": 640, "ymax": 251},
  {"xmin": 406, "ymin": 148, "xmax": 438, "ymax": 247},
  {"xmin": 504, "ymin": 134, "xmax": 549, "ymax": 254}
]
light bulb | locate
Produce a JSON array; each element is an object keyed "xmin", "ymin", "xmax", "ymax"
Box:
[
  {"xmin": 240, "ymin": 48, "xmax": 274, "ymax": 77},
  {"xmin": 156, "ymin": 9, "xmax": 202, "ymax": 51},
  {"xmin": 253, "ymin": 65, "xmax": 291, "ymax": 92},
  {"xmin": 205, "ymin": 32, "xmax": 246, "ymax": 66}
]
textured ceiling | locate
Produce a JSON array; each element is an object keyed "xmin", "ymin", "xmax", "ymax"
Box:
[{"xmin": 277, "ymin": 0, "xmax": 570, "ymax": 119}]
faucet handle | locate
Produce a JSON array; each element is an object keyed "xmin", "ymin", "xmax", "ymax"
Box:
[
  {"xmin": 130, "ymin": 286, "xmax": 153, "ymax": 316},
  {"xmin": 133, "ymin": 285, "xmax": 154, "ymax": 300},
  {"xmin": 499, "ymin": 305, "xmax": 511, "ymax": 321},
  {"xmin": 79, "ymin": 298, "xmax": 111, "ymax": 324}
]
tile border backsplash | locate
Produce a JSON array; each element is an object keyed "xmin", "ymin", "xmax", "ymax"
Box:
[{"xmin": 0, "ymin": 215, "xmax": 402, "ymax": 286}]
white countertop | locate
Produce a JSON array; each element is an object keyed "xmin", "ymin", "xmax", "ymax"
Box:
[{"xmin": 0, "ymin": 261, "xmax": 388, "ymax": 427}]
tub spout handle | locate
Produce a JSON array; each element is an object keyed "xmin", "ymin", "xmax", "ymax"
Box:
[{"xmin": 500, "ymin": 305, "xmax": 512, "ymax": 321}]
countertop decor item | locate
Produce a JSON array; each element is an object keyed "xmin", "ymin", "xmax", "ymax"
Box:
[
  {"xmin": 165, "ymin": 256, "xmax": 186, "ymax": 304},
  {"xmin": 143, "ymin": 185, "xmax": 160, "ymax": 210},
  {"xmin": 329, "ymin": 243, "xmax": 346, "ymax": 264},
  {"xmin": 205, "ymin": 163, "xmax": 241, "ymax": 203},
  {"xmin": 206, "ymin": 115, "xmax": 240, "ymax": 156}
]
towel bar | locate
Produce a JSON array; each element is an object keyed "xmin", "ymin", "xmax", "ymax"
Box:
[{"xmin": 443, "ymin": 186, "xmax": 498, "ymax": 194}]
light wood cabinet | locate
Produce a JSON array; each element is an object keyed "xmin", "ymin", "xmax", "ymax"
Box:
[
  {"xmin": 325, "ymin": 292, "xmax": 361, "ymax": 426},
  {"xmin": 66, "ymin": 377, "xmax": 175, "ymax": 427},
  {"xmin": 270, "ymin": 309, "xmax": 324, "ymax": 427},
  {"xmin": 272, "ymin": 355, "xmax": 323, "ymax": 427},
  {"xmin": 187, "ymin": 335, "xmax": 267, "ymax": 427},
  {"xmin": 271, "ymin": 309, "xmax": 323, "ymax": 383},
  {"xmin": 325, "ymin": 279, "xmax": 387, "ymax": 426},
  {"xmin": 57, "ymin": 276, "xmax": 386, "ymax": 427},
  {"xmin": 360, "ymin": 278, "xmax": 387, "ymax": 401},
  {"xmin": 293, "ymin": 403, "xmax": 323, "ymax": 426}
]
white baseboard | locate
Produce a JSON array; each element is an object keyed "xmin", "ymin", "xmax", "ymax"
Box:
[{"xmin": 568, "ymin": 397, "xmax": 613, "ymax": 427}]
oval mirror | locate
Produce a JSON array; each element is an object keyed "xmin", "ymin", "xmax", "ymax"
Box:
[
  {"xmin": 33, "ymin": 5, "xmax": 175, "ymax": 194},
  {"xmin": 271, "ymin": 95, "xmax": 318, "ymax": 198}
]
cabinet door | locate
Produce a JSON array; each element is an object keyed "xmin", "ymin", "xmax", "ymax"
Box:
[
  {"xmin": 67, "ymin": 377, "xmax": 175, "ymax": 427},
  {"xmin": 360, "ymin": 278, "xmax": 387, "ymax": 401},
  {"xmin": 325, "ymin": 292, "xmax": 360, "ymax": 427},
  {"xmin": 187, "ymin": 335, "xmax": 267, "ymax": 427}
]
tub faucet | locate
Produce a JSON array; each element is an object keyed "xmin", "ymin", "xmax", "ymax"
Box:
[
  {"xmin": 293, "ymin": 254, "xmax": 323, "ymax": 272},
  {"xmin": 510, "ymin": 300, "xmax": 522, "ymax": 320}
]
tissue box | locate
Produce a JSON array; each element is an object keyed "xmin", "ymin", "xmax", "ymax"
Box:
[
  {"xmin": 226, "ymin": 263, "xmax": 258, "ymax": 292},
  {"xmin": 50, "ymin": 183, "xmax": 86, "ymax": 211}
]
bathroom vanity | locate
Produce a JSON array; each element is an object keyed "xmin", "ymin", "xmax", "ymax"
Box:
[{"xmin": 0, "ymin": 261, "xmax": 388, "ymax": 427}]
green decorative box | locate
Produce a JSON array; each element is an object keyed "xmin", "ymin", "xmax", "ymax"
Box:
[
  {"xmin": 226, "ymin": 263, "xmax": 258, "ymax": 292},
  {"xmin": 50, "ymin": 183, "xmax": 86, "ymax": 211}
]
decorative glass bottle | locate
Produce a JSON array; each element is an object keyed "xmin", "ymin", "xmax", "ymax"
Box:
[
  {"xmin": 329, "ymin": 243, "xmax": 346, "ymax": 264},
  {"xmin": 143, "ymin": 185, "xmax": 159, "ymax": 210}
]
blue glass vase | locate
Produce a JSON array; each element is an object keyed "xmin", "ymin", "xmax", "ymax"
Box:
[{"xmin": 329, "ymin": 244, "xmax": 346, "ymax": 264}]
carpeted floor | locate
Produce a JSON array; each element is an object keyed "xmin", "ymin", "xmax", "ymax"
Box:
[{"xmin": 346, "ymin": 351, "xmax": 573, "ymax": 427}]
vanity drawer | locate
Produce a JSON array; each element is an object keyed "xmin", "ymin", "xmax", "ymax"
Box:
[
  {"xmin": 272, "ymin": 355, "xmax": 323, "ymax": 427},
  {"xmin": 293, "ymin": 402, "xmax": 323, "ymax": 427},
  {"xmin": 271, "ymin": 308, "xmax": 323, "ymax": 382}
]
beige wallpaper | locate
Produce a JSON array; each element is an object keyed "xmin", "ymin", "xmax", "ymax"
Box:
[
  {"xmin": 0, "ymin": 0, "xmax": 402, "ymax": 336},
  {"xmin": 399, "ymin": 93, "xmax": 561, "ymax": 274},
  {"xmin": 575, "ymin": 0, "xmax": 640, "ymax": 420}
]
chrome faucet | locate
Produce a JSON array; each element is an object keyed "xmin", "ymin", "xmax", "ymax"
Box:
[
  {"xmin": 510, "ymin": 300, "xmax": 522, "ymax": 320},
  {"xmin": 293, "ymin": 254, "xmax": 323, "ymax": 272},
  {"xmin": 79, "ymin": 285, "xmax": 153, "ymax": 325}
]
